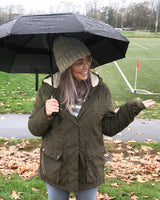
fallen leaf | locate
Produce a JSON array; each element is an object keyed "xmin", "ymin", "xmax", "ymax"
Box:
[
  {"xmin": 103, "ymin": 193, "xmax": 116, "ymax": 199},
  {"xmin": 10, "ymin": 190, "xmax": 22, "ymax": 199},
  {"xmin": 137, "ymin": 132, "xmax": 143, "ymax": 135},
  {"xmin": 20, "ymin": 168, "xmax": 27, "ymax": 173},
  {"xmin": 141, "ymin": 196, "xmax": 151, "ymax": 199},
  {"xmin": 128, "ymin": 139, "xmax": 136, "ymax": 143},
  {"xmin": 96, "ymin": 192, "xmax": 104, "ymax": 199},
  {"xmin": 144, "ymin": 139, "xmax": 154, "ymax": 143},
  {"xmin": 137, "ymin": 175, "xmax": 145, "ymax": 183},
  {"xmin": 131, "ymin": 195, "xmax": 139, "ymax": 200},
  {"xmin": 0, "ymin": 116, "xmax": 5, "ymax": 119},
  {"xmin": 126, "ymin": 180, "xmax": 135, "ymax": 184},
  {"xmin": 109, "ymin": 197, "xmax": 116, "ymax": 200},
  {"xmin": 16, "ymin": 103, "xmax": 22, "ymax": 105},
  {"xmin": 5, "ymin": 105, "xmax": 11, "ymax": 108},
  {"xmin": 141, "ymin": 145, "xmax": 153, "ymax": 152},
  {"xmin": 10, "ymin": 165, "xmax": 18, "ymax": 170},
  {"xmin": 114, "ymin": 139, "xmax": 122, "ymax": 144},
  {"xmin": 32, "ymin": 188, "xmax": 40, "ymax": 192},
  {"xmin": 127, "ymin": 145, "xmax": 133, "ymax": 150},
  {"xmin": 111, "ymin": 182, "xmax": 120, "ymax": 187},
  {"xmin": 153, "ymin": 199, "xmax": 160, "ymax": 200},
  {"xmin": 129, "ymin": 192, "xmax": 135, "ymax": 197},
  {"xmin": 127, "ymin": 150, "xmax": 135, "ymax": 155}
]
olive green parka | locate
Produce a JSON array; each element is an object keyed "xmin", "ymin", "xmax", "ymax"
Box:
[{"xmin": 28, "ymin": 72, "xmax": 145, "ymax": 193}]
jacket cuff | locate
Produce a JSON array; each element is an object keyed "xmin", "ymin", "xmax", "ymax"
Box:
[
  {"xmin": 124, "ymin": 98, "xmax": 146, "ymax": 116},
  {"xmin": 38, "ymin": 106, "xmax": 56, "ymax": 122}
]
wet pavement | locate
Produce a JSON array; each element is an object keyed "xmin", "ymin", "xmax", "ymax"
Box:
[{"xmin": 0, "ymin": 114, "xmax": 160, "ymax": 142}]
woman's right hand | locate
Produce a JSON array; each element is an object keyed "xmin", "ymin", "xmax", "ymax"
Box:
[{"xmin": 45, "ymin": 97, "xmax": 59, "ymax": 117}]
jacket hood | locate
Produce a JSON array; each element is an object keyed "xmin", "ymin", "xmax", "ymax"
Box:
[{"xmin": 43, "ymin": 71, "xmax": 100, "ymax": 88}]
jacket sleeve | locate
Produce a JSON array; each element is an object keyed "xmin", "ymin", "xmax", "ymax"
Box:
[
  {"xmin": 101, "ymin": 85, "xmax": 146, "ymax": 137},
  {"xmin": 28, "ymin": 83, "xmax": 56, "ymax": 137}
]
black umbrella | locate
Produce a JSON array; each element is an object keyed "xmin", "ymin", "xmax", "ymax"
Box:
[{"xmin": 0, "ymin": 13, "xmax": 129, "ymax": 91}]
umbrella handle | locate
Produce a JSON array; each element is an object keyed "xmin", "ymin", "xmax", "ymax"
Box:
[{"xmin": 52, "ymin": 112, "xmax": 62, "ymax": 125}]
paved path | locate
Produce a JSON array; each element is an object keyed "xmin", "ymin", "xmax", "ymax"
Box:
[
  {"xmin": 0, "ymin": 114, "xmax": 33, "ymax": 139},
  {"xmin": 108, "ymin": 118, "xmax": 160, "ymax": 142},
  {"xmin": 0, "ymin": 114, "xmax": 160, "ymax": 142}
]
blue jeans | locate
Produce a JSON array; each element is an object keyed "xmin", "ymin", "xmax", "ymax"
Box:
[{"xmin": 46, "ymin": 183, "xmax": 98, "ymax": 200}]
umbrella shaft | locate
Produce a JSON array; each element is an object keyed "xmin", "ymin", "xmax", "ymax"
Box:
[
  {"xmin": 49, "ymin": 46, "xmax": 54, "ymax": 97},
  {"xmin": 36, "ymin": 72, "xmax": 39, "ymax": 91}
]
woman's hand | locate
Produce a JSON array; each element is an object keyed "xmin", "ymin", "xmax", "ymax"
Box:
[
  {"xmin": 142, "ymin": 99, "xmax": 156, "ymax": 108},
  {"xmin": 45, "ymin": 96, "xmax": 59, "ymax": 116}
]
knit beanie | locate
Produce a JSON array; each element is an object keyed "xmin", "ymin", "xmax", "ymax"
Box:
[{"xmin": 53, "ymin": 36, "xmax": 91, "ymax": 73}]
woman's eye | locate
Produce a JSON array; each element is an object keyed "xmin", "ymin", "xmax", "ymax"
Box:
[{"xmin": 77, "ymin": 62, "xmax": 83, "ymax": 66}]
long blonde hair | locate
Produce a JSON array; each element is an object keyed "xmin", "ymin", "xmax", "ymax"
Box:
[{"xmin": 59, "ymin": 67, "xmax": 91, "ymax": 111}]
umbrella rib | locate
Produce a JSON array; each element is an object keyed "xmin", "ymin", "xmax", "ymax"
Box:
[
  {"xmin": 8, "ymin": 35, "xmax": 35, "ymax": 72},
  {"xmin": 74, "ymin": 14, "xmax": 87, "ymax": 33}
]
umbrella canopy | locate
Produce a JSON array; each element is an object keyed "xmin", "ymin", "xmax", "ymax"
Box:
[{"xmin": 0, "ymin": 13, "xmax": 129, "ymax": 75}]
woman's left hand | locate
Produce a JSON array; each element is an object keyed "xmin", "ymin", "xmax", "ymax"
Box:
[{"xmin": 142, "ymin": 99, "xmax": 156, "ymax": 108}]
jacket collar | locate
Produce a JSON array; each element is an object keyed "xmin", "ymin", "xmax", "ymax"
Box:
[{"xmin": 43, "ymin": 71, "xmax": 99, "ymax": 88}]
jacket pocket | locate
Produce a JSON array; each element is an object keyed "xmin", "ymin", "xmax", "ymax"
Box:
[
  {"xmin": 40, "ymin": 146, "xmax": 62, "ymax": 184},
  {"xmin": 86, "ymin": 150, "xmax": 105, "ymax": 182}
]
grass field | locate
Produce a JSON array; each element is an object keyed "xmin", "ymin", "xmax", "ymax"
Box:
[
  {"xmin": 0, "ymin": 36, "xmax": 160, "ymax": 116},
  {"xmin": 99, "ymin": 37, "xmax": 160, "ymax": 103}
]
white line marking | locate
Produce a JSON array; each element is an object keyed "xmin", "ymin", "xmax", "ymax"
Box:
[
  {"xmin": 114, "ymin": 61, "xmax": 134, "ymax": 93},
  {"xmin": 129, "ymin": 49, "xmax": 147, "ymax": 51},
  {"xmin": 131, "ymin": 42, "xmax": 148, "ymax": 50}
]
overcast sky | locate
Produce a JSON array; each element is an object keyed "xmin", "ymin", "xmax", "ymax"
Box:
[{"xmin": 0, "ymin": 0, "xmax": 147, "ymax": 14}]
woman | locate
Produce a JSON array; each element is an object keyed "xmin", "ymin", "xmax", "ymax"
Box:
[{"xmin": 28, "ymin": 36, "xmax": 155, "ymax": 200}]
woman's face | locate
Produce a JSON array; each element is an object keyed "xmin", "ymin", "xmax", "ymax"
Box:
[{"xmin": 71, "ymin": 55, "xmax": 92, "ymax": 82}]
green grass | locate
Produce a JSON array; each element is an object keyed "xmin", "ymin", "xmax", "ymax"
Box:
[
  {"xmin": 0, "ymin": 138, "xmax": 41, "ymax": 149},
  {"xmin": 0, "ymin": 175, "xmax": 159, "ymax": 200},
  {"xmin": 104, "ymin": 140, "xmax": 160, "ymax": 152},
  {"xmin": 98, "ymin": 178, "xmax": 160, "ymax": 200},
  {"xmin": 99, "ymin": 38, "xmax": 160, "ymax": 103},
  {"xmin": 129, "ymin": 141, "xmax": 160, "ymax": 152},
  {"xmin": 120, "ymin": 30, "xmax": 160, "ymax": 38},
  {"xmin": 0, "ymin": 73, "xmax": 46, "ymax": 113},
  {"xmin": 0, "ymin": 174, "xmax": 48, "ymax": 200}
]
